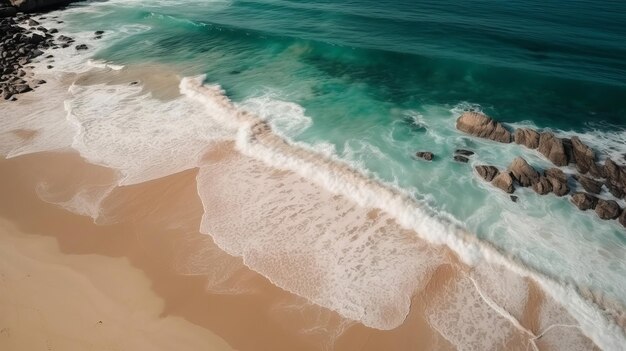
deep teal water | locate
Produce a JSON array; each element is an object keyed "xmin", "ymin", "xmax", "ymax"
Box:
[{"xmin": 60, "ymin": 0, "xmax": 626, "ymax": 311}]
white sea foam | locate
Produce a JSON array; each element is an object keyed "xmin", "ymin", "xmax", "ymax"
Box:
[{"xmin": 181, "ymin": 76, "xmax": 626, "ymax": 349}]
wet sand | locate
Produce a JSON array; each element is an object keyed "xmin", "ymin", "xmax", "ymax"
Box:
[{"xmin": 0, "ymin": 146, "xmax": 600, "ymax": 351}]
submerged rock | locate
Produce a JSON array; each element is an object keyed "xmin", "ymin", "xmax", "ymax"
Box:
[
  {"xmin": 595, "ymin": 199, "xmax": 621, "ymax": 220},
  {"xmin": 571, "ymin": 193, "xmax": 598, "ymax": 211},
  {"xmin": 513, "ymin": 128, "xmax": 540, "ymax": 149},
  {"xmin": 575, "ymin": 175, "xmax": 603, "ymax": 194},
  {"xmin": 475, "ymin": 165, "xmax": 499, "ymax": 182},
  {"xmin": 415, "ymin": 151, "xmax": 434, "ymax": 161},
  {"xmin": 455, "ymin": 149, "xmax": 475, "ymax": 156},
  {"xmin": 537, "ymin": 132, "xmax": 568, "ymax": 166},
  {"xmin": 454, "ymin": 155, "xmax": 469, "ymax": 163},
  {"xmin": 510, "ymin": 195, "xmax": 519, "ymax": 202},
  {"xmin": 492, "ymin": 172, "xmax": 515, "ymax": 194},
  {"xmin": 456, "ymin": 112, "xmax": 512, "ymax": 143},
  {"xmin": 508, "ymin": 157, "xmax": 539, "ymax": 187}
]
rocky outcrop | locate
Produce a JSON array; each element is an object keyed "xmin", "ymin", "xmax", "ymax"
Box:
[
  {"xmin": 571, "ymin": 193, "xmax": 598, "ymax": 211},
  {"xmin": 9, "ymin": 0, "xmax": 77, "ymax": 12},
  {"xmin": 415, "ymin": 151, "xmax": 434, "ymax": 161},
  {"xmin": 574, "ymin": 175, "xmax": 603, "ymax": 194},
  {"xmin": 492, "ymin": 172, "xmax": 515, "ymax": 194},
  {"xmin": 532, "ymin": 176, "xmax": 553, "ymax": 195},
  {"xmin": 537, "ymin": 132, "xmax": 568, "ymax": 166},
  {"xmin": 595, "ymin": 199, "xmax": 621, "ymax": 220},
  {"xmin": 508, "ymin": 157, "xmax": 539, "ymax": 187},
  {"xmin": 544, "ymin": 168, "xmax": 569, "ymax": 196},
  {"xmin": 513, "ymin": 128, "xmax": 540, "ymax": 149},
  {"xmin": 456, "ymin": 112, "xmax": 512, "ymax": 143},
  {"xmin": 475, "ymin": 165, "xmax": 499, "ymax": 182}
]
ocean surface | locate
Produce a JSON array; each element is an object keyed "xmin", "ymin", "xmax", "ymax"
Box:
[{"xmin": 3, "ymin": 0, "xmax": 626, "ymax": 348}]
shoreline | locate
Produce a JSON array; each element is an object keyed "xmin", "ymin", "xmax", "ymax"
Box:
[{"xmin": 0, "ymin": 3, "xmax": 623, "ymax": 350}]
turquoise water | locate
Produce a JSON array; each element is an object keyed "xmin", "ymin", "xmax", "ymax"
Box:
[{"xmin": 60, "ymin": 0, "xmax": 625, "ymax": 317}]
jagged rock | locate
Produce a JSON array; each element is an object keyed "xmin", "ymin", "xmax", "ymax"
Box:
[
  {"xmin": 570, "ymin": 136, "xmax": 598, "ymax": 175},
  {"xmin": 605, "ymin": 180, "xmax": 624, "ymax": 199},
  {"xmin": 492, "ymin": 172, "xmax": 515, "ymax": 194},
  {"xmin": 455, "ymin": 149, "xmax": 475, "ymax": 156},
  {"xmin": 604, "ymin": 159, "xmax": 626, "ymax": 190},
  {"xmin": 456, "ymin": 112, "xmax": 512, "ymax": 143},
  {"xmin": 453, "ymin": 155, "xmax": 469, "ymax": 163},
  {"xmin": 532, "ymin": 176, "xmax": 553, "ymax": 195},
  {"xmin": 415, "ymin": 151, "xmax": 434, "ymax": 161},
  {"xmin": 544, "ymin": 168, "xmax": 567, "ymax": 183},
  {"xmin": 475, "ymin": 165, "xmax": 500, "ymax": 182},
  {"xmin": 595, "ymin": 200, "xmax": 621, "ymax": 220},
  {"xmin": 537, "ymin": 132, "xmax": 568, "ymax": 166},
  {"xmin": 27, "ymin": 18, "xmax": 38, "ymax": 26},
  {"xmin": 13, "ymin": 83, "xmax": 30, "ymax": 93},
  {"xmin": 513, "ymin": 128, "xmax": 540, "ymax": 149},
  {"xmin": 575, "ymin": 175, "xmax": 602, "ymax": 194},
  {"xmin": 571, "ymin": 193, "xmax": 598, "ymax": 211},
  {"xmin": 508, "ymin": 157, "xmax": 539, "ymax": 187}
]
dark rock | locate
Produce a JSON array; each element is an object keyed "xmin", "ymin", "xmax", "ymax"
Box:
[
  {"xmin": 575, "ymin": 175, "xmax": 603, "ymax": 194},
  {"xmin": 492, "ymin": 172, "xmax": 515, "ymax": 194},
  {"xmin": 94, "ymin": 30, "xmax": 104, "ymax": 35},
  {"xmin": 27, "ymin": 18, "xmax": 38, "ymax": 26},
  {"xmin": 10, "ymin": 0, "xmax": 78, "ymax": 13},
  {"xmin": 456, "ymin": 112, "xmax": 512, "ymax": 143},
  {"xmin": 94, "ymin": 35, "xmax": 102, "ymax": 40},
  {"xmin": 454, "ymin": 155, "xmax": 469, "ymax": 163},
  {"xmin": 13, "ymin": 83, "xmax": 31, "ymax": 93},
  {"xmin": 75, "ymin": 43, "xmax": 88, "ymax": 50},
  {"xmin": 513, "ymin": 128, "xmax": 540, "ymax": 149},
  {"xmin": 532, "ymin": 176, "xmax": 553, "ymax": 195},
  {"xmin": 475, "ymin": 165, "xmax": 499, "ymax": 182},
  {"xmin": 604, "ymin": 159, "xmax": 626, "ymax": 189},
  {"xmin": 0, "ymin": 7, "xmax": 17, "ymax": 18},
  {"xmin": 49, "ymin": 28, "xmax": 57, "ymax": 33},
  {"xmin": 46, "ymin": 64, "xmax": 52, "ymax": 69},
  {"xmin": 571, "ymin": 193, "xmax": 598, "ymax": 211},
  {"xmin": 455, "ymin": 149, "xmax": 475, "ymax": 156},
  {"xmin": 595, "ymin": 200, "xmax": 621, "ymax": 220},
  {"xmin": 510, "ymin": 195, "xmax": 518, "ymax": 202},
  {"xmin": 415, "ymin": 151, "xmax": 434, "ymax": 161},
  {"xmin": 508, "ymin": 157, "xmax": 539, "ymax": 187},
  {"xmin": 537, "ymin": 132, "xmax": 568, "ymax": 166}
]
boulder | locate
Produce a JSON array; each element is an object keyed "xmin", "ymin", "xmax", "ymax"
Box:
[
  {"xmin": 604, "ymin": 159, "xmax": 626, "ymax": 189},
  {"xmin": 415, "ymin": 151, "xmax": 434, "ymax": 161},
  {"xmin": 570, "ymin": 193, "xmax": 598, "ymax": 211},
  {"xmin": 475, "ymin": 165, "xmax": 499, "ymax": 182},
  {"xmin": 570, "ymin": 136, "xmax": 598, "ymax": 175},
  {"xmin": 456, "ymin": 112, "xmax": 512, "ymax": 143},
  {"xmin": 595, "ymin": 200, "xmax": 621, "ymax": 220},
  {"xmin": 492, "ymin": 172, "xmax": 515, "ymax": 194},
  {"xmin": 532, "ymin": 176, "xmax": 553, "ymax": 195},
  {"xmin": 75, "ymin": 43, "xmax": 88, "ymax": 50},
  {"xmin": 544, "ymin": 169, "xmax": 569, "ymax": 196},
  {"xmin": 513, "ymin": 128, "xmax": 540, "ymax": 149},
  {"xmin": 537, "ymin": 132, "xmax": 568, "ymax": 166},
  {"xmin": 575, "ymin": 175, "xmax": 602, "ymax": 194},
  {"xmin": 508, "ymin": 157, "xmax": 539, "ymax": 187},
  {"xmin": 619, "ymin": 210, "xmax": 626, "ymax": 228}
]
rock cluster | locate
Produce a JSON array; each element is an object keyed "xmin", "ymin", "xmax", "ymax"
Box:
[
  {"xmin": 455, "ymin": 112, "xmax": 626, "ymax": 228},
  {"xmin": 0, "ymin": 11, "xmax": 98, "ymax": 101}
]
